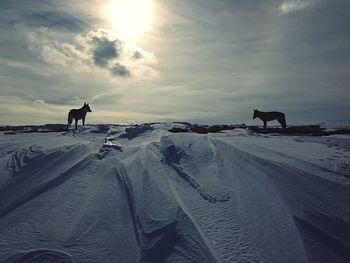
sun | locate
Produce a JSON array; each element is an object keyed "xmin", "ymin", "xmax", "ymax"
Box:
[{"xmin": 104, "ymin": 0, "xmax": 153, "ymax": 38}]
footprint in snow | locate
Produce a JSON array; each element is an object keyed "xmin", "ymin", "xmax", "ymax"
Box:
[{"xmin": 86, "ymin": 160, "xmax": 98, "ymax": 176}]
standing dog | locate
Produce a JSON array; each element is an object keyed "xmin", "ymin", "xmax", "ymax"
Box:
[
  {"xmin": 253, "ymin": 109, "xmax": 287, "ymax": 129},
  {"xmin": 67, "ymin": 103, "xmax": 92, "ymax": 129}
]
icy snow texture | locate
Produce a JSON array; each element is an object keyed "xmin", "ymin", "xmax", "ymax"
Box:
[{"xmin": 0, "ymin": 123, "xmax": 350, "ymax": 262}]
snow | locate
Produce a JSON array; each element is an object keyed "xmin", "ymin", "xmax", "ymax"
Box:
[{"xmin": 0, "ymin": 123, "xmax": 350, "ymax": 262}]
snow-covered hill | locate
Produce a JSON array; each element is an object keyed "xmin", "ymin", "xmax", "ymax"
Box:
[{"xmin": 0, "ymin": 123, "xmax": 350, "ymax": 263}]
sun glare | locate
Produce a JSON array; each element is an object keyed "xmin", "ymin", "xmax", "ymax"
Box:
[{"xmin": 105, "ymin": 0, "xmax": 153, "ymax": 38}]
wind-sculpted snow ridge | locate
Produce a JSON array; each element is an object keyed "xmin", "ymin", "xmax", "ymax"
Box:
[
  {"xmin": 6, "ymin": 144, "xmax": 43, "ymax": 176},
  {"xmin": 161, "ymin": 137, "xmax": 231, "ymax": 203},
  {"xmin": 3, "ymin": 249, "xmax": 74, "ymax": 263},
  {"xmin": 0, "ymin": 144, "xmax": 94, "ymax": 219},
  {"xmin": 116, "ymin": 151, "xmax": 219, "ymax": 263},
  {"xmin": 0, "ymin": 123, "xmax": 350, "ymax": 262}
]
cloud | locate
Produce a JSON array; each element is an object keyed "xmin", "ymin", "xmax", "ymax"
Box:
[
  {"xmin": 279, "ymin": 0, "xmax": 317, "ymax": 14},
  {"xmin": 24, "ymin": 11, "xmax": 87, "ymax": 32},
  {"xmin": 29, "ymin": 28, "xmax": 157, "ymax": 79},
  {"xmin": 0, "ymin": 0, "xmax": 89, "ymax": 32},
  {"xmin": 133, "ymin": 51, "xmax": 144, "ymax": 59},
  {"xmin": 111, "ymin": 63, "xmax": 131, "ymax": 77},
  {"xmin": 34, "ymin": 99, "xmax": 46, "ymax": 105},
  {"xmin": 91, "ymin": 36, "xmax": 120, "ymax": 67}
]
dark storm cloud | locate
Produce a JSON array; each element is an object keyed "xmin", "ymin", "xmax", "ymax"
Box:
[
  {"xmin": 111, "ymin": 63, "xmax": 131, "ymax": 77},
  {"xmin": 92, "ymin": 37, "xmax": 120, "ymax": 68},
  {"xmin": 82, "ymin": 30, "xmax": 155, "ymax": 77},
  {"xmin": 133, "ymin": 51, "xmax": 144, "ymax": 59}
]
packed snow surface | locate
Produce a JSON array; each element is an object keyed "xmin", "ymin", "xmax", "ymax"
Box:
[{"xmin": 0, "ymin": 123, "xmax": 350, "ymax": 263}]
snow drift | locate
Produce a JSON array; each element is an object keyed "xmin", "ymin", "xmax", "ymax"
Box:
[{"xmin": 0, "ymin": 123, "xmax": 350, "ymax": 262}]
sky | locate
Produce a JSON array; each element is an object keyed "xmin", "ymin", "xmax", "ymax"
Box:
[{"xmin": 0, "ymin": 0, "xmax": 349, "ymax": 125}]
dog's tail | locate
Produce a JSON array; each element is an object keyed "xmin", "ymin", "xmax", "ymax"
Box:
[{"xmin": 67, "ymin": 112, "xmax": 73, "ymax": 128}]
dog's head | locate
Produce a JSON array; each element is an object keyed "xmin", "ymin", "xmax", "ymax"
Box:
[
  {"xmin": 253, "ymin": 109, "xmax": 258, "ymax": 119},
  {"xmin": 83, "ymin": 103, "xmax": 92, "ymax": 112}
]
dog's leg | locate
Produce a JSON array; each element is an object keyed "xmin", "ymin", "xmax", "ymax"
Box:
[
  {"xmin": 83, "ymin": 117, "xmax": 85, "ymax": 126},
  {"xmin": 75, "ymin": 119, "xmax": 78, "ymax": 130},
  {"xmin": 278, "ymin": 117, "xmax": 287, "ymax": 129},
  {"xmin": 278, "ymin": 119, "xmax": 285, "ymax": 129}
]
